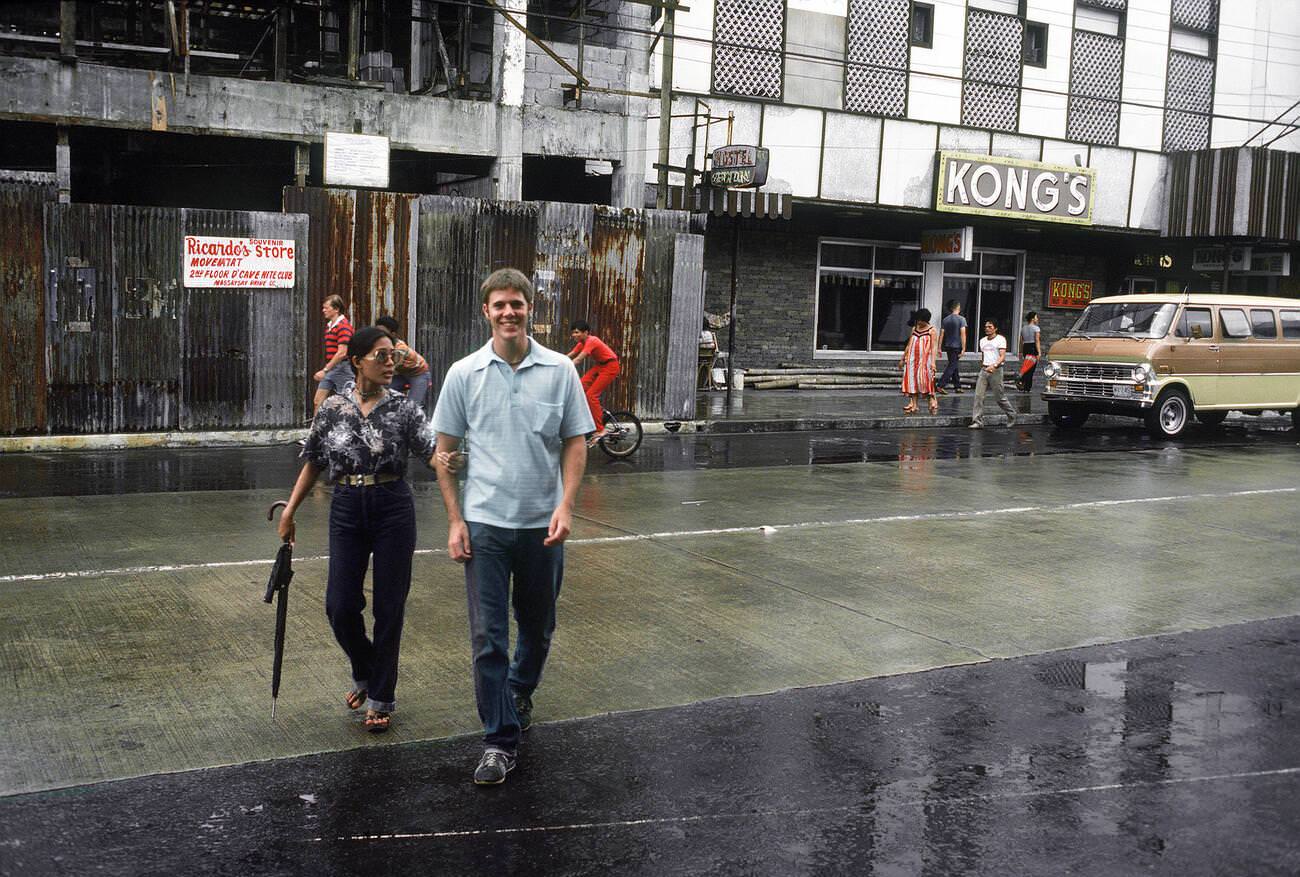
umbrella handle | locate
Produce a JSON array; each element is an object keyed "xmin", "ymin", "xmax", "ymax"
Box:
[{"xmin": 267, "ymin": 500, "xmax": 288, "ymax": 522}]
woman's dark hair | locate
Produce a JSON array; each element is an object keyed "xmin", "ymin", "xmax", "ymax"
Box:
[
  {"xmin": 571, "ymin": 320, "xmax": 591, "ymax": 333},
  {"xmin": 348, "ymin": 326, "xmax": 393, "ymax": 363},
  {"xmin": 914, "ymin": 308, "xmax": 931, "ymax": 324},
  {"xmin": 375, "ymin": 315, "xmax": 401, "ymax": 334},
  {"xmin": 1025, "ymin": 310, "xmax": 1038, "ymax": 321}
]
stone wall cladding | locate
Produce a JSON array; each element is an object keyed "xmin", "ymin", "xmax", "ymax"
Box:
[
  {"xmin": 1023, "ymin": 249, "xmax": 1112, "ymax": 353},
  {"xmin": 524, "ymin": 43, "xmax": 632, "ymax": 114}
]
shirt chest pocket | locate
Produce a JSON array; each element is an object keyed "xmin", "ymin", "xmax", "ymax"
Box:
[{"xmin": 529, "ymin": 400, "xmax": 564, "ymax": 435}]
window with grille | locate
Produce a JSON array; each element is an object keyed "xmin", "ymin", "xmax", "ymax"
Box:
[
  {"xmin": 1164, "ymin": 49, "xmax": 1214, "ymax": 151},
  {"xmin": 845, "ymin": 0, "xmax": 910, "ymax": 117},
  {"xmin": 962, "ymin": 9, "xmax": 1023, "ymax": 132},
  {"xmin": 1067, "ymin": 29, "xmax": 1123, "ymax": 145},
  {"xmin": 712, "ymin": 0, "xmax": 784, "ymax": 99},
  {"xmin": 815, "ymin": 241, "xmax": 924, "ymax": 353},
  {"xmin": 1171, "ymin": 0, "xmax": 1217, "ymax": 34}
]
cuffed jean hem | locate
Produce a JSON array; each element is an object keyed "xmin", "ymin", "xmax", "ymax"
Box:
[{"xmin": 365, "ymin": 697, "xmax": 396, "ymax": 713}]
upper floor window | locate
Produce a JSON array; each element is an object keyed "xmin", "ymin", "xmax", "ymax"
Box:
[
  {"xmin": 1022, "ymin": 21, "xmax": 1048, "ymax": 67},
  {"xmin": 712, "ymin": 0, "xmax": 784, "ymax": 100},
  {"xmin": 910, "ymin": 2, "xmax": 933, "ymax": 49}
]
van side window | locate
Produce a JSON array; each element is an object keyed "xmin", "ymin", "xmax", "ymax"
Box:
[
  {"xmin": 1282, "ymin": 310, "xmax": 1300, "ymax": 339},
  {"xmin": 1250, "ymin": 309, "xmax": 1278, "ymax": 338},
  {"xmin": 1176, "ymin": 308, "xmax": 1213, "ymax": 338},
  {"xmin": 1220, "ymin": 308, "xmax": 1251, "ymax": 338}
]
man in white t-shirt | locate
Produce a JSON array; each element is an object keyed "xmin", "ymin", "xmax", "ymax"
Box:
[{"xmin": 969, "ymin": 319, "xmax": 1018, "ymax": 429}]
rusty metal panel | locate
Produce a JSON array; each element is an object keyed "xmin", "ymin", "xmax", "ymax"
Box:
[
  {"xmin": 284, "ymin": 187, "xmax": 358, "ymax": 404},
  {"xmin": 354, "ymin": 191, "xmax": 419, "ymax": 326},
  {"xmin": 415, "ymin": 196, "xmax": 488, "ymax": 398},
  {"xmin": 637, "ymin": 209, "xmax": 691, "ymax": 419},
  {"xmin": 181, "ymin": 288, "xmax": 251, "ymax": 429},
  {"xmin": 44, "ymin": 204, "xmax": 115, "ymax": 434},
  {"xmin": 665, "ymin": 232, "xmax": 706, "ymax": 421},
  {"xmin": 532, "ymin": 202, "xmax": 593, "ymax": 354},
  {"xmin": 0, "ymin": 184, "xmax": 51, "ymax": 434},
  {"xmin": 248, "ymin": 212, "xmax": 310, "ymax": 428},
  {"xmin": 478, "ymin": 201, "xmax": 539, "ymax": 280},
  {"xmin": 588, "ymin": 207, "xmax": 645, "ymax": 416},
  {"xmin": 112, "ymin": 206, "xmax": 181, "ymax": 431}
]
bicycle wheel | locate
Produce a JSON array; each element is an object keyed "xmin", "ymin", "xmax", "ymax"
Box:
[{"xmin": 598, "ymin": 410, "xmax": 643, "ymax": 458}]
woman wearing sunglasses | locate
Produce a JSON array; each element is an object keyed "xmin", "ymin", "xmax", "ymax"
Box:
[{"xmin": 275, "ymin": 325, "xmax": 438, "ymax": 733}]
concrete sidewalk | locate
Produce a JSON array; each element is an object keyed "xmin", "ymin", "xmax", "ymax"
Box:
[{"xmin": 696, "ymin": 385, "xmax": 1047, "ymax": 433}]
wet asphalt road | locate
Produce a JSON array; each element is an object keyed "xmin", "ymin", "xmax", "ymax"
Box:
[
  {"xmin": 1, "ymin": 422, "xmax": 1297, "ymax": 876},
  {"xmin": 0, "ymin": 420, "xmax": 1295, "ymax": 498},
  {"xmin": 2, "ymin": 617, "xmax": 1298, "ymax": 876}
]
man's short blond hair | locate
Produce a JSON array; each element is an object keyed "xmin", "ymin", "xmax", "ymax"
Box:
[{"xmin": 480, "ymin": 268, "xmax": 534, "ymax": 306}]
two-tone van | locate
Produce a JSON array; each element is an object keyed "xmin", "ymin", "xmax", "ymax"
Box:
[{"xmin": 1041, "ymin": 294, "xmax": 1300, "ymax": 438}]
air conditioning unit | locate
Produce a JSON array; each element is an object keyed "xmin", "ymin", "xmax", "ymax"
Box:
[{"xmin": 1227, "ymin": 246, "xmax": 1252, "ymax": 271}]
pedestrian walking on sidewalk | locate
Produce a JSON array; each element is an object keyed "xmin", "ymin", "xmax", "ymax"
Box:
[
  {"xmin": 936, "ymin": 300, "xmax": 968, "ymax": 394},
  {"xmin": 1017, "ymin": 311, "xmax": 1042, "ymax": 391},
  {"xmin": 431, "ymin": 268, "xmax": 593, "ymax": 786},
  {"xmin": 276, "ymin": 325, "xmax": 438, "ymax": 734},
  {"xmin": 375, "ymin": 315, "xmax": 432, "ymax": 408},
  {"xmin": 969, "ymin": 319, "xmax": 1017, "ymax": 429},
  {"xmin": 898, "ymin": 308, "xmax": 938, "ymax": 415},
  {"xmin": 312, "ymin": 295, "xmax": 355, "ymax": 416}
]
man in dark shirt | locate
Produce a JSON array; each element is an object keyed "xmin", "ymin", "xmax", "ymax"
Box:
[{"xmin": 937, "ymin": 300, "xmax": 968, "ymax": 394}]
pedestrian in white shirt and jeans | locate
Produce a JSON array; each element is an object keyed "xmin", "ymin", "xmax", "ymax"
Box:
[{"xmin": 969, "ymin": 319, "xmax": 1018, "ymax": 429}]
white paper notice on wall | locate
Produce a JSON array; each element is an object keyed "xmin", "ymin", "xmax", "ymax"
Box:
[
  {"xmin": 324, "ymin": 132, "xmax": 391, "ymax": 189},
  {"xmin": 183, "ymin": 236, "xmax": 296, "ymax": 288}
]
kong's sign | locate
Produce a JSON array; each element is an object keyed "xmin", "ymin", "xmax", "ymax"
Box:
[
  {"xmin": 936, "ymin": 152, "xmax": 1095, "ymax": 226},
  {"xmin": 920, "ymin": 227, "xmax": 973, "ymax": 261},
  {"xmin": 184, "ymin": 236, "xmax": 297, "ymax": 288},
  {"xmin": 704, "ymin": 145, "xmax": 769, "ymax": 188},
  {"xmin": 1047, "ymin": 277, "xmax": 1094, "ymax": 309}
]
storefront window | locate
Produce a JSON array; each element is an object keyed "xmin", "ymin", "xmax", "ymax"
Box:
[
  {"xmin": 816, "ymin": 241, "xmax": 922, "ymax": 353},
  {"xmin": 943, "ymin": 251, "xmax": 1020, "ymax": 351}
]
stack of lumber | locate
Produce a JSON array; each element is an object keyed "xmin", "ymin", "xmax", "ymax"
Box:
[{"xmin": 744, "ymin": 364, "xmax": 900, "ymax": 390}]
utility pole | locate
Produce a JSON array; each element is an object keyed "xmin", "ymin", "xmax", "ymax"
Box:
[{"xmin": 655, "ymin": 5, "xmax": 675, "ymax": 209}]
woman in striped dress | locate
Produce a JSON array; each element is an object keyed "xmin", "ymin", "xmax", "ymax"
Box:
[{"xmin": 898, "ymin": 308, "xmax": 938, "ymax": 415}]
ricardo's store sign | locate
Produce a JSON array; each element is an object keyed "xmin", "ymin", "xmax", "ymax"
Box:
[
  {"xmin": 184, "ymin": 236, "xmax": 297, "ymax": 288},
  {"xmin": 1047, "ymin": 277, "xmax": 1093, "ymax": 309},
  {"xmin": 936, "ymin": 152, "xmax": 1095, "ymax": 226}
]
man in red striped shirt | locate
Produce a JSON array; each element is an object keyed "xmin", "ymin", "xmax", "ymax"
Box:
[
  {"xmin": 567, "ymin": 321, "xmax": 620, "ymax": 445},
  {"xmin": 313, "ymin": 295, "xmax": 355, "ymax": 414}
]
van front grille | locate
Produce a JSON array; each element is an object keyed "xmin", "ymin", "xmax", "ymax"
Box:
[
  {"xmin": 1055, "ymin": 379, "xmax": 1116, "ymax": 398},
  {"xmin": 1060, "ymin": 363, "xmax": 1131, "ymax": 380}
]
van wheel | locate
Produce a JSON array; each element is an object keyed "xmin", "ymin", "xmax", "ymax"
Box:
[
  {"xmin": 1196, "ymin": 411, "xmax": 1228, "ymax": 427},
  {"xmin": 1048, "ymin": 401, "xmax": 1090, "ymax": 429},
  {"xmin": 1146, "ymin": 389, "xmax": 1191, "ymax": 438}
]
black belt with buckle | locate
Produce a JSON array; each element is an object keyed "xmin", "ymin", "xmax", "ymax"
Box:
[{"xmin": 337, "ymin": 472, "xmax": 401, "ymax": 487}]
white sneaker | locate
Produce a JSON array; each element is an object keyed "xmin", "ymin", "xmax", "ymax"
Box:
[{"xmin": 968, "ymin": 422, "xmax": 983, "ymax": 429}]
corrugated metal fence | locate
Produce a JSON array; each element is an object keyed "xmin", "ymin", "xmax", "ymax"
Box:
[
  {"xmin": 41, "ymin": 204, "xmax": 310, "ymax": 433},
  {"xmin": 1, "ymin": 188, "xmax": 701, "ymax": 435},
  {"xmin": 285, "ymin": 188, "xmax": 704, "ymax": 420}
]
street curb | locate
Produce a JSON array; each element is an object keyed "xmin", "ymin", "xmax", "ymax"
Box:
[
  {"xmin": 700, "ymin": 414, "xmax": 1047, "ymax": 433},
  {"xmin": 0, "ymin": 429, "xmax": 309, "ymax": 453}
]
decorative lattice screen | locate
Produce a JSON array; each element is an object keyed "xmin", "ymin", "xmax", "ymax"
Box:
[
  {"xmin": 1164, "ymin": 50, "xmax": 1214, "ymax": 151},
  {"xmin": 1172, "ymin": 0, "xmax": 1218, "ymax": 33},
  {"xmin": 1067, "ymin": 30, "xmax": 1123, "ymax": 144},
  {"xmin": 962, "ymin": 9, "xmax": 1023, "ymax": 131},
  {"xmin": 712, "ymin": 0, "xmax": 784, "ymax": 99},
  {"xmin": 844, "ymin": 0, "xmax": 909, "ymax": 117},
  {"xmin": 1078, "ymin": 0, "xmax": 1127, "ymax": 10}
]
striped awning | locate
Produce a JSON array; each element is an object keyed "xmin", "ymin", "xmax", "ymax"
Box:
[{"xmin": 662, "ymin": 186, "xmax": 793, "ymax": 219}]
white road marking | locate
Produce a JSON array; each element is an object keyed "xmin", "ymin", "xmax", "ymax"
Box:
[
  {"xmin": 310, "ymin": 765, "xmax": 1300, "ymax": 843},
  {"xmin": 3, "ymin": 487, "xmax": 1294, "ymax": 584}
]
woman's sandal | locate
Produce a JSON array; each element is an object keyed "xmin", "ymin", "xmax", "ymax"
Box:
[
  {"xmin": 345, "ymin": 689, "xmax": 367, "ymax": 710},
  {"xmin": 928, "ymin": 398, "xmax": 939, "ymax": 415},
  {"xmin": 364, "ymin": 710, "xmax": 391, "ymax": 734},
  {"xmin": 902, "ymin": 404, "xmax": 917, "ymax": 415}
]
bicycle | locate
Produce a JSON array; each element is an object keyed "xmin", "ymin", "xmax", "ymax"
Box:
[{"xmin": 596, "ymin": 409, "xmax": 643, "ymax": 458}]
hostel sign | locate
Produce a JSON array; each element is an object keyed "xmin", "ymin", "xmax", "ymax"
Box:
[
  {"xmin": 704, "ymin": 145, "xmax": 769, "ymax": 188},
  {"xmin": 936, "ymin": 152, "xmax": 1095, "ymax": 226},
  {"xmin": 184, "ymin": 236, "xmax": 297, "ymax": 288}
]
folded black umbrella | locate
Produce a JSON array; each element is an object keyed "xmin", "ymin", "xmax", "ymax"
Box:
[{"xmin": 265, "ymin": 502, "xmax": 295, "ymax": 719}]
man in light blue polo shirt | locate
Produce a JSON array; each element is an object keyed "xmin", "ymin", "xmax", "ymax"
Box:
[{"xmin": 432, "ymin": 267, "xmax": 594, "ymax": 786}]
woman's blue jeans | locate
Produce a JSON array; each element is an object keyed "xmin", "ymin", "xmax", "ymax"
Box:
[{"xmin": 326, "ymin": 480, "xmax": 417, "ymax": 713}]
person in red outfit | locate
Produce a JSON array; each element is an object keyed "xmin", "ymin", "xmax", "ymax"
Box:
[{"xmin": 567, "ymin": 321, "xmax": 621, "ymax": 445}]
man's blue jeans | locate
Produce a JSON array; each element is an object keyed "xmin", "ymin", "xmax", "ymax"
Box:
[
  {"xmin": 464, "ymin": 522, "xmax": 563, "ymax": 752},
  {"xmin": 938, "ymin": 348, "xmax": 963, "ymax": 390}
]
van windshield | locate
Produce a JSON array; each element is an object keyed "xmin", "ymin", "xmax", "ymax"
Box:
[{"xmin": 1067, "ymin": 302, "xmax": 1177, "ymax": 338}]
